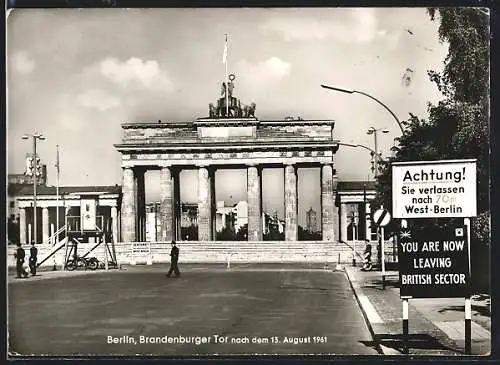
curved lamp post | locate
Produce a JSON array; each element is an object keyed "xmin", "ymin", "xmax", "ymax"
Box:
[
  {"xmin": 338, "ymin": 142, "xmax": 378, "ymax": 157},
  {"xmin": 320, "ymin": 84, "xmax": 404, "ymax": 135}
]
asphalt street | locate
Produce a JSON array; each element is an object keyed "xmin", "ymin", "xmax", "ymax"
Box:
[{"xmin": 8, "ymin": 265, "xmax": 379, "ymax": 356}]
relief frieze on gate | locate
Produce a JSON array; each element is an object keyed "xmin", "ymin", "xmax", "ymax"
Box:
[{"xmin": 124, "ymin": 150, "xmax": 333, "ymax": 162}]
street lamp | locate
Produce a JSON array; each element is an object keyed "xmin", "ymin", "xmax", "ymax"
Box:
[
  {"xmin": 21, "ymin": 133, "xmax": 45, "ymax": 244},
  {"xmin": 338, "ymin": 142, "xmax": 378, "ymax": 156},
  {"xmin": 367, "ymin": 127, "xmax": 389, "ymax": 177},
  {"xmin": 320, "ymin": 84, "xmax": 404, "ymax": 135}
]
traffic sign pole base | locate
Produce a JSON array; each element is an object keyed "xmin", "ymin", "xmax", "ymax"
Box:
[{"xmin": 403, "ymin": 318, "xmax": 409, "ymax": 354}]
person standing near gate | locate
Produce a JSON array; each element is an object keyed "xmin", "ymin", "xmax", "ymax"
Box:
[
  {"xmin": 29, "ymin": 242, "xmax": 38, "ymax": 276},
  {"xmin": 166, "ymin": 241, "xmax": 180, "ymax": 278},
  {"xmin": 14, "ymin": 243, "xmax": 29, "ymax": 278}
]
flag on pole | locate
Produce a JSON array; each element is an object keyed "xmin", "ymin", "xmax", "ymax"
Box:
[
  {"xmin": 222, "ymin": 34, "xmax": 228, "ymax": 64},
  {"xmin": 55, "ymin": 144, "xmax": 60, "ymax": 174}
]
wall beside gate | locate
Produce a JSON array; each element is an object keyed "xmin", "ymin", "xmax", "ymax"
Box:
[{"xmin": 7, "ymin": 240, "xmax": 387, "ymax": 269}]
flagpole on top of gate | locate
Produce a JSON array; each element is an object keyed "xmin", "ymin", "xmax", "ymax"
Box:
[{"xmin": 223, "ymin": 34, "xmax": 229, "ymax": 117}]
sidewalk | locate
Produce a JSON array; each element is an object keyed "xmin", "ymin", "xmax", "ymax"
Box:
[{"xmin": 345, "ymin": 267, "xmax": 491, "ymax": 356}]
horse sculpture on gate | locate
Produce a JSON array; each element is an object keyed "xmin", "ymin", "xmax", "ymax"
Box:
[{"xmin": 208, "ymin": 74, "xmax": 256, "ymax": 119}]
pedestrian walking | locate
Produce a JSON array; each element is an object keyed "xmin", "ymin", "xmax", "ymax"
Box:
[
  {"xmin": 29, "ymin": 242, "xmax": 38, "ymax": 276},
  {"xmin": 361, "ymin": 240, "xmax": 373, "ymax": 271},
  {"xmin": 166, "ymin": 241, "xmax": 180, "ymax": 278},
  {"xmin": 14, "ymin": 243, "xmax": 29, "ymax": 278}
]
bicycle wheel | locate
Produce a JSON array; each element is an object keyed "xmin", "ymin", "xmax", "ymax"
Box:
[
  {"xmin": 87, "ymin": 258, "xmax": 99, "ymax": 270},
  {"xmin": 66, "ymin": 260, "xmax": 77, "ymax": 271}
]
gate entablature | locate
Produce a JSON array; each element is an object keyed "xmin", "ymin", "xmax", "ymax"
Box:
[
  {"xmin": 116, "ymin": 119, "xmax": 339, "ymax": 167},
  {"xmin": 119, "ymin": 119, "xmax": 336, "ymax": 142}
]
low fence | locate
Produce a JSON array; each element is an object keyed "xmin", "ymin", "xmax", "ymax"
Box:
[{"xmin": 7, "ymin": 239, "xmax": 393, "ymax": 268}]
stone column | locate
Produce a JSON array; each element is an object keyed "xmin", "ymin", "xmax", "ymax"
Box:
[
  {"xmin": 173, "ymin": 168, "xmax": 181, "ymax": 241},
  {"xmin": 332, "ymin": 173, "xmax": 339, "ymax": 243},
  {"xmin": 135, "ymin": 168, "xmax": 146, "ymax": 242},
  {"xmin": 365, "ymin": 202, "xmax": 371, "ymax": 241},
  {"xmin": 111, "ymin": 206, "xmax": 118, "ymax": 243},
  {"xmin": 42, "ymin": 207, "xmax": 49, "ymax": 244},
  {"xmin": 321, "ymin": 164, "xmax": 335, "ymax": 242},
  {"xmin": 198, "ymin": 166, "xmax": 212, "ymax": 241},
  {"xmin": 19, "ymin": 208, "xmax": 26, "ymax": 244},
  {"xmin": 121, "ymin": 167, "xmax": 136, "ymax": 242},
  {"xmin": 210, "ymin": 169, "xmax": 217, "ymax": 240},
  {"xmin": 284, "ymin": 164, "xmax": 298, "ymax": 241},
  {"xmin": 340, "ymin": 202, "xmax": 348, "ymax": 243},
  {"xmin": 159, "ymin": 166, "xmax": 173, "ymax": 242},
  {"xmin": 247, "ymin": 165, "xmax": 263, "ymax": 241}
]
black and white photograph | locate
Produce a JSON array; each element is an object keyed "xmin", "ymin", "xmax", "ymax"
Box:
[{"xmin": 6, "ymin": 6, "xmax": 491, "ymax": 357}]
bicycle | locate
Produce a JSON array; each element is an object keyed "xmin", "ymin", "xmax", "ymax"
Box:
[{"xmin": 65, "ymin": 256, "xmax": 99, "ymax": 271}]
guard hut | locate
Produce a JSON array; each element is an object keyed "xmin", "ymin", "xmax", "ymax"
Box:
[{"xmin": 63, "ymin": 193, "xmax": 117, "ymax": 270}]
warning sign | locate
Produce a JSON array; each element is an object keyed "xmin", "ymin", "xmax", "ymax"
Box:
[
  {"xmin": 398, "ymin": 225, "xmax": 470, "ymax": 298},
  {"xmin": 392, "ymin": 159, "xmax": 477, "ymax": 218}
]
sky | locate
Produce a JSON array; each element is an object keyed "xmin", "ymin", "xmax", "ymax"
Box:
[{"xmin": 6, "ymin": 8, "xmax": 449, "ymax": 225}]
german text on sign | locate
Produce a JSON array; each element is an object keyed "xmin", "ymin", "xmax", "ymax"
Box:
[{"xmin": 392, "ymin": 159, "xmax": 477, "ymax": 218}]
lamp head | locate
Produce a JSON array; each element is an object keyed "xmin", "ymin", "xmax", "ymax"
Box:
[
  {"xmin": 320, "ymin": 84, "xmax": 354, "ymax": 94},
  {"xmin": 382, "ymin": 129, "xmax": 389, "ymax": 134},
  {"xmin": 21, "ymin": 135, "xmax": 29, "ymax": 140}
]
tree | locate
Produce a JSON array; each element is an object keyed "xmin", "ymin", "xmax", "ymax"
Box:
[
  {"xmin": 181, "ymin": 225, "xmax": 198, "ymax": 241},
  {"xmin": 376, "ymin": 8, "xmax": 489, "ymax": 233},
  {"xmin": 427, "ymin": 8, "xmax": 489, "ymax": 106},
  {"xmin": 236, "ymin": 224, "xmax": 248, "ymax": 241},
  {"xmin": 216, "ymin": 226, "xmax": 237, "ymax": 241},
  {"xmin": 298, "ymin": 226, "xmax": 322, "ymax": 241},
  {"xmin": 374, "ymin": 7, "xmax": 490, "ymax": 291}
]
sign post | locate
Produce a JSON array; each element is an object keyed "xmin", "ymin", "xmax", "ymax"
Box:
[
  {"xmin": 373, "ymin": 206, "xmax": 391, "ymax": 289},
  {"xmin": 393, "ymin": 159, "xmax": 477, "ymax": 355},
  {"xmin": 464, "ymin": 217, "xmax": 472, "ymax": 355},
  {"xmin": 381, "ymin": 225, "xmax": 385, "ymax": 289},
  {"xmin": 401, "ymin": 219, "xmax": 409, "ymax": 354},
  {"xmin": 402, "ymin": 296, "xmax": 409, "ymax": 354},
  {"xmin": 352, "ymin": 212, "xmax": 359, "ymax": 266}
]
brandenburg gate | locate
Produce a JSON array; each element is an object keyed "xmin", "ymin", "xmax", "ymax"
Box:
[{"xmin": 115, "ymin": 79, "xmax": 340, "ymax": 243}]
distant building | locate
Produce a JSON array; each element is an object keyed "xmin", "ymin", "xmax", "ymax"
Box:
[
  {"xmin": 7, "ymin": 182, "xmax": 121, "ymax": 245},
  {"xmin": 181, "ymin": 203, "xmax": 198, "ymax": 227},
  {"xmin": 305, "ymin": 207, "xmax": 318, "ymax": 232},
  {"xmin": 216, "ymin": 201, "xmax": 235, "ymax": 232},
  {"xmin": 145, "ymin": 202, "xmax": 161, "ymax": 242},
  {"xmin": 215, "ymin": 200, "xmax": 248, "ymax": 233},
  {"xmin": 7, "ymin": 167, "xmax": 47, "ymax": 220},
  {"xmin": 263, "ymin": 211, "xmax": 285, "ymax": 235}
]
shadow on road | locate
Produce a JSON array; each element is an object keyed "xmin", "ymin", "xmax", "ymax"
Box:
[
  {"xmin": 363, "ymin": 278, "xmax": 400, "ymax": 290},
  {"xmin": 356, "ymin": 340, "xmax": 382, "ymax": 354},
  {"xmin": 438, "ymin": 304, "xmax": 490, "ymax": 317},
  {"xmin": 370, "ymin": 333, "xmax": 460, "ymax": 354}
]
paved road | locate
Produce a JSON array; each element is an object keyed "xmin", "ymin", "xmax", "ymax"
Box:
[{"xmin": 8, "ymin": 265, "xmax": 379, "ymax": 356}]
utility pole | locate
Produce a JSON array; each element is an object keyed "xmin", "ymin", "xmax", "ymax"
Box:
[
  {"xmin": 22, "ymin": 133, "xmax": 45, "ymax": 244},
  {"xmin": 54, "ymin": 144, "xmax": 60, "ymax": 270}
]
